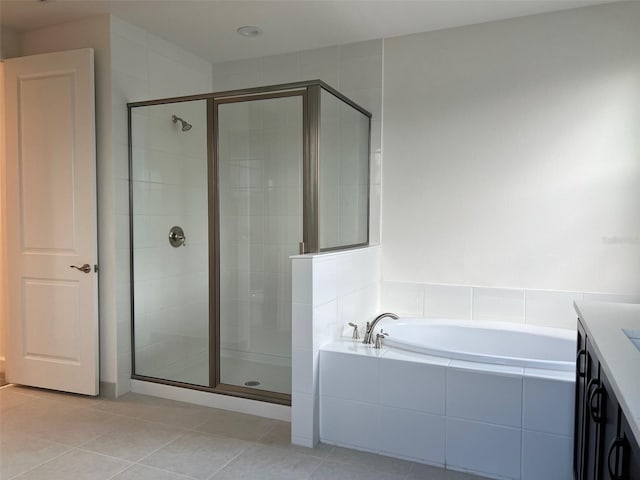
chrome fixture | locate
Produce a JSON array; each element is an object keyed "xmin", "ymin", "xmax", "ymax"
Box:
[
  {"xmin": 172, "ymin": 114, "xmax": 192, "ymax": 131},
  {"xmin": 168, "ymin": 225, "xmax": 186, "ymax": 247},
  {"xmin": 69, "ymin": 263, "xmax": 92, "ymax": 273},
  {"xmin": 237, "ymin": 25, "xmax": 262, "ymax": 37},
  {"xmin": 363, "ymin": 312, "xmax": 399, "ymax": 345},
  {"xmin": 348, "ymin": 322, "xmax": 360, "ymax": 340},
  {"xmin": 374, "ymin": 330, "xmax": 389, "ymax": 349}
]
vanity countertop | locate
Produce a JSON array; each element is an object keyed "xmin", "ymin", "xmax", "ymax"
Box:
[{"xmin": 574, "ymin": 301, "xmax": 640, "ymax": 443}]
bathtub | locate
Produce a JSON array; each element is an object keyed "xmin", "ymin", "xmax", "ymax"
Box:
[
  {"xmin": 319, "ymin": 318, "xmax": 577, "ymax": 479},
  {"xmin": 383, "ymin": 318, "xmax": 576, "ymax": 371}
]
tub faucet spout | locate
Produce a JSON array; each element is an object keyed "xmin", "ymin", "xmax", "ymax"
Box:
[{"xmin": 363, "ymin": 312, "xmax": 399, "ymax": 345}]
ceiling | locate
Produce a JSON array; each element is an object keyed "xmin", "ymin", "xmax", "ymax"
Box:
[{"xmin": 0, "ymin": 0, "xmax": 617, "ymax": 63}]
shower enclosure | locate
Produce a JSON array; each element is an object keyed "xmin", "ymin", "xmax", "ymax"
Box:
[{"xmin": 129, "ymin": 81, "xmax": 371, "ymax": 404}]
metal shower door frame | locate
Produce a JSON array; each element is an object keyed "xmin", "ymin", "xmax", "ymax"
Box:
[
  {"xmin": 210, "ymin": 89, "xmax": 308, "ymax": 405},
  {"xmin": 128, "ymin": 80, "xmax": 372, "ymax": 405}
]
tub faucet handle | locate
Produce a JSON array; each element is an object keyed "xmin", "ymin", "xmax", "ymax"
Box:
[
  {"xmin": 374, "ymin": 331, "xmax": 389, "ymax": 349},
  {"xmin": 348, "ymin": 322, "xmax": 360, "ymax": 340}
]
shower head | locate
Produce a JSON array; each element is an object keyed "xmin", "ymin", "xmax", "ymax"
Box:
[{"xmin": 172, "ymin": 114, "xmax": 192, "ymax": 132}]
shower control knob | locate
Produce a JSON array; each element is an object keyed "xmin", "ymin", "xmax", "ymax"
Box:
[{"xmin": 168, "ymin": 226, "xmax": 186, "ymax": 247}]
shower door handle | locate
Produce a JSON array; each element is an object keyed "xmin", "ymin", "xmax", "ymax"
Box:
[{"xmin": 70, "ymin": 263, "xmax": 92, "ymax": 273}]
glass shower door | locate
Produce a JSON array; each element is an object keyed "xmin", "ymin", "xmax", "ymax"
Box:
[
  {"xmin": 216, "ymin": 92, "xmax": 304, "ymax": 395},
  {"xmin": 130, "ymin": 99, "xmax": 209, "ymax": 386}
]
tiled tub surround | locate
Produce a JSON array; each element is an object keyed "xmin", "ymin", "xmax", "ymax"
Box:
[
  {"xmin": 291, "ymin": 246, "xmax": 381, "ymax": 448},
  {"xmin": 320, "ymin": 340, "xmax": 575, "ymax": 480},
  {"xmin": 380, "ymin": 281, "xmax": 640, "ymax": 330}
]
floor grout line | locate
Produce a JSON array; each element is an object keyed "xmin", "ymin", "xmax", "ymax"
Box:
[
  {"xmin": 107, "ymin": 462, "xmax": 200, "ymax": 480},
  {"xmin": 124, "ymin": 430, "xmax": 190, "ymax": 465},
  {"xmin": 4, "ymin": 445, "xmax": 75, "ymax": 480},
  {"xmin": 204, "ymin": 448, "xmax": 248, "ymax": 480}
]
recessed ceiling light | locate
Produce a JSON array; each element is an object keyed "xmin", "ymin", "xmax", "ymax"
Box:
[{"xmin": 237, "ymin": 26, "xmax": 262, "ymax": 38}]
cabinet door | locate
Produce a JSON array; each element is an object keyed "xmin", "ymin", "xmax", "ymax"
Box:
[
  {"xmin": 597, "ymin": 372, "xmax": 621, "ymax": 479},
  {"xmin": 574, "ymin": 320, "xmax": 588, "ymax": 480},
  {"xmin": 620, "ymin": 415, "xmax": 640, "ymax": 480},
  {"xmin": 583, "ymin": 337, "xmax": 601, "ymax": 480}
]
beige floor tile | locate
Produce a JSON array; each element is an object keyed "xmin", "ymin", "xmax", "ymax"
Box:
[
  {"xmin": 11, "ymin": 449, "xmax": 130, "ymax": 480},
  {"xmin": 309, "ymin": 460, "xmax": 407, "ymax": 480},
  {"xmin": 79, "ymin": 417, "xmax": 186, "ymax": 462},
  {"xmin": 1, "ymin": 386, "xmax": 490, "ymax": 480},
  {"xmin": 407, "ymin": 463, "xmax": 491, "ymax": 479},
  {"xmin": 140, "ymin": 431, "xmax": 253, "ymax": 480},
  {"xmin": 0, "ymin": 433, "xmax": 71, "ymax": 479},
  {"xmin": 9, "ymin": 404, "xmax": 121, "ymax": 447},
  {"xmin": 326, "ymin": 446, "xmax": 414, "ymax": 475},
  {"xmin": 210, "ymin": 444, "xmax": 323, "ymax": 480},
  {"xmin": 88, "ymin": 392, "xmax": 178, "ymax": 418},
  {"xmin": 0, "ymin": 387, "xmax": 41, "ymax": 412},
  {"xmin": 93, "ymin": 394, "xmax": 216, "ymax": 430},
  {"xmin": 136, "ymin": 401, "xmax": 215, "ymax": 430},
  {"xmin": 258, "ymin": 421, "xmax": 334, "ymax": 458},
  {"xmin": 1, "ymin": 400, "xmax": 71, "ymax": 438},
  {"xmin": 10, "ymin": 386, "xmax": 102, "ymax": 409},
  {"xmin": 195, "ymin": 408, "xmax": 277, "ymax": 441},
  {"xmin": 111, "ymin": 463, "xmax": 198, "ymax": 480}
]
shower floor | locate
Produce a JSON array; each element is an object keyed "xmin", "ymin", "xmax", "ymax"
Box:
[
  {"xmin": 221, "ymin": 355, "xmax": 291, "ymax": 394},
  {"xmin": 135, "ymin": 346, "xmax": 291, "ymax": 395}
]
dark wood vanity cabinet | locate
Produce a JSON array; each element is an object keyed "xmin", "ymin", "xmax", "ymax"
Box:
[
  {"xmin": 574, "ymin": 321, "xmax": 587, "ymax": 479},
  {"xmin": 619, "ymin": 415, "xmax": 640, "ymax": 479},
  {"xmin": 574, "ymin": 318, "xmax": 640, "ymax": 480}
]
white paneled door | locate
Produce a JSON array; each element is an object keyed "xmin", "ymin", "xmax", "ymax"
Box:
[{"xmin": 4, "ymin": 49, "xmax": 99, "ymax": 395}]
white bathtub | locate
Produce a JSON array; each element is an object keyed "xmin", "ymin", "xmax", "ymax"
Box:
[
  {"xmin": 383, "ymin": 318, "xmax": 576, "ymax": 371},
  {"xmin": 320, "ymin": 318, "xmax": 577, "ymax": 479}
]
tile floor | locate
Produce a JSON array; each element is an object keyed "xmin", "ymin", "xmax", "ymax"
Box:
[{"xmin": 0, "ymin": 385, "xmax": 488, "ymax": 480}]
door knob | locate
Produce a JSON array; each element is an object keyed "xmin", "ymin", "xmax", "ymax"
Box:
[{"xmin": 70, "ymin": 264, "xmax": 92, "ymax": 273}]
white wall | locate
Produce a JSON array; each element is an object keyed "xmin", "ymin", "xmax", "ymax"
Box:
[{"xmin": 382, "ymin": 2, "xmax": 640, "ymax": 296}]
